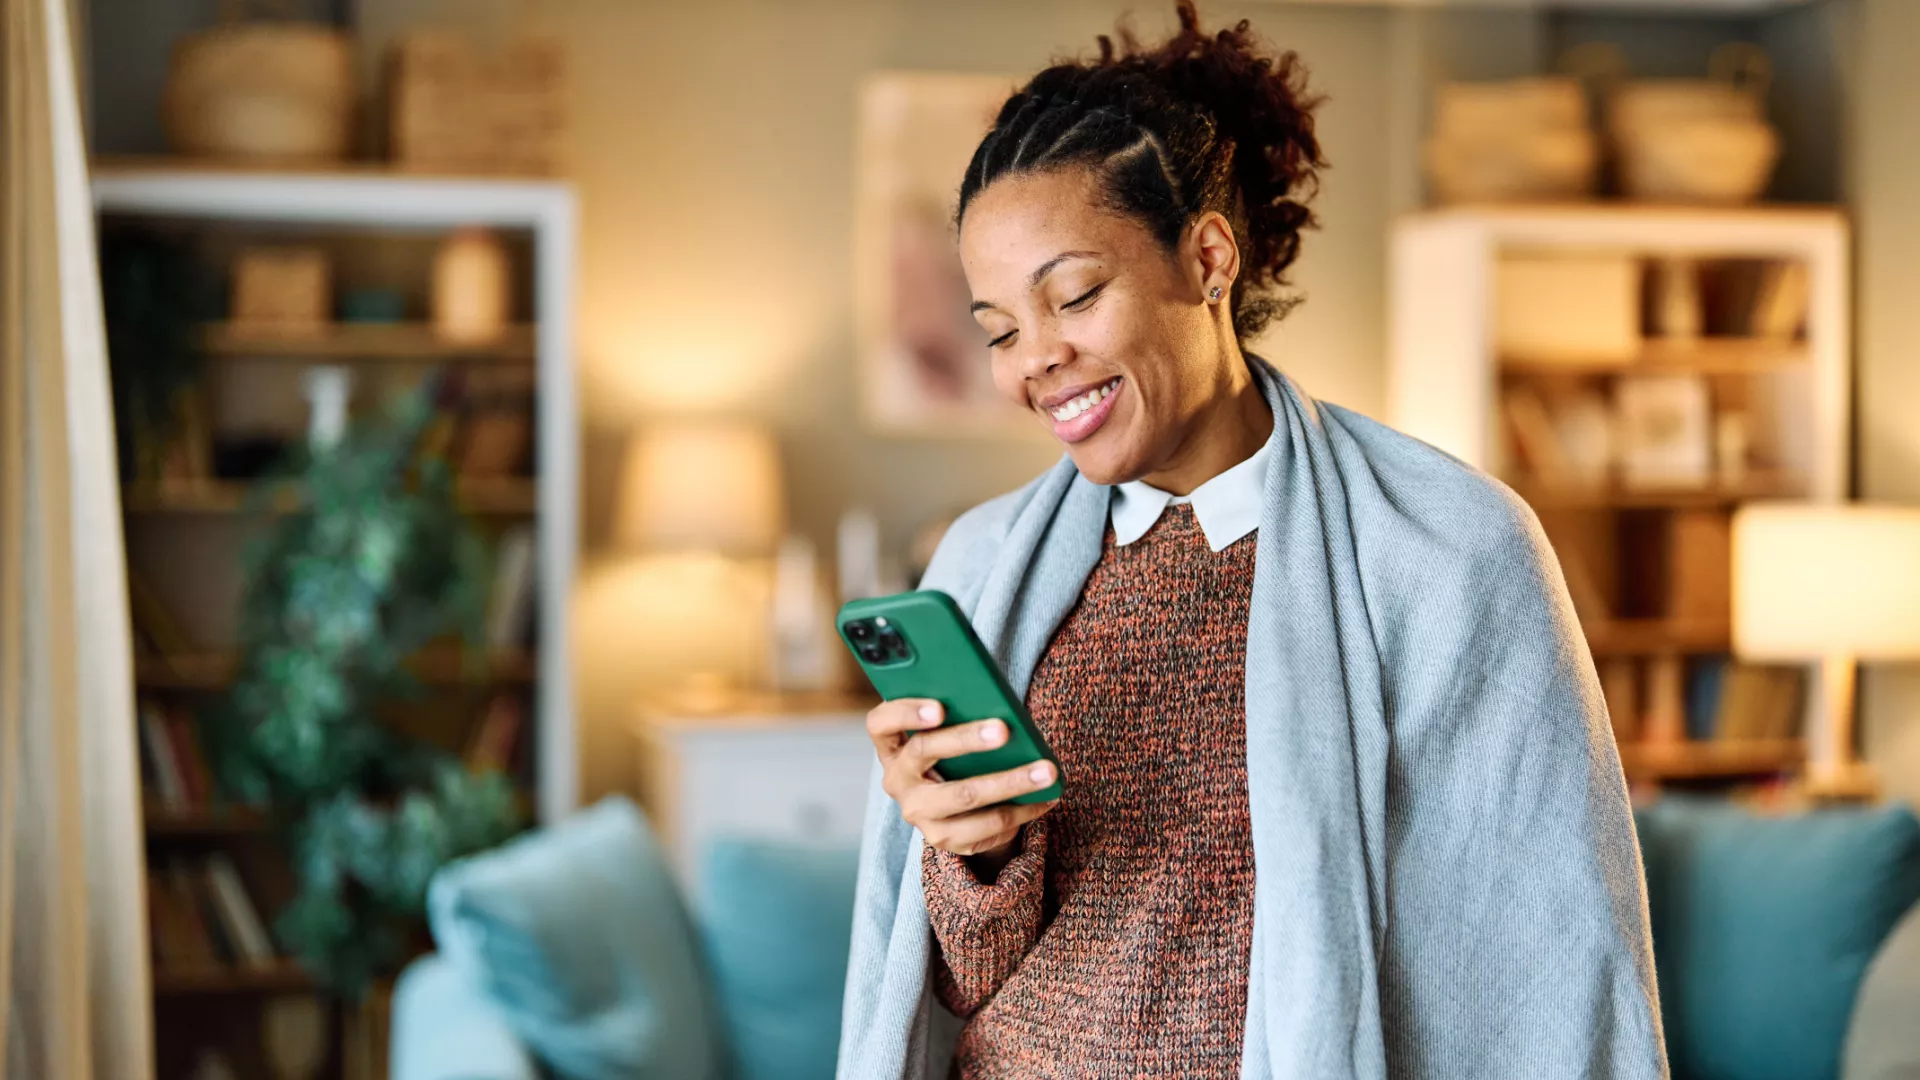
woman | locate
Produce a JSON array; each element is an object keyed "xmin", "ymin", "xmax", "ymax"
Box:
[{"xmin": 841, "ymin": 6, "xmax": 1666, "ymax": 1079}]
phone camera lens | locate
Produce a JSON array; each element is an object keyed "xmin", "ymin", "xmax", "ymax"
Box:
[
  {"xmin": 847, "ymin": 622, "xmax": 874, "ymax": 641},
  {"xmin": 859, "ymin": 644, "xmax": 887, "ymax": 663}
]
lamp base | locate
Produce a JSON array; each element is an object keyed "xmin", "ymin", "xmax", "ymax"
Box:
[{"xmin": 1803, "ymin": 760, "xmax": 1880, "ymax": 802}]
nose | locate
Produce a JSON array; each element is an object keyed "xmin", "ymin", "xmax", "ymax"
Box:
[{"xmin": 1018, "ymin": 332, "xmax": 1072, "ymax": 382}]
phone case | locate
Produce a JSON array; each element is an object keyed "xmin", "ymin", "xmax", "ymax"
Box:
[{"xmin": 838, "ymin": 589, "xmax": 1063, "ymax": 804}]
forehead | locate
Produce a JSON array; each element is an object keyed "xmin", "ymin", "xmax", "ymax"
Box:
[{"xmin": 957, "ymin": 168, "xmax": 1159, "ymax": 288}]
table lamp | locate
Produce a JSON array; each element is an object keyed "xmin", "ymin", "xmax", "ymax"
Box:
[
  {"xmin": 1732, "ymin": 504, "xmax": 1920, "ymax": 798},
  {"xmin": 614, "ymin": 421, "xmax": 785, "ymax": 707},
  {"xmin": 613, "ymin": 421, "xmax": 784, "ymax": 556}
]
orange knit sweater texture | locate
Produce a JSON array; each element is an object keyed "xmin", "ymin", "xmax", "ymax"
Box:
[{"xmin": 922, "ymin": 503, "xmax": 1257, "ymax": 1079}]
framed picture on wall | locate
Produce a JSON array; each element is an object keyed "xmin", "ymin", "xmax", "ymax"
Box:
[{"xmin": 854, "ymin": 72, "xmax": 1033, "ymax": 438}]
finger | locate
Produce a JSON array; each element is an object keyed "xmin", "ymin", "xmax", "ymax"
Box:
[
  {"xmin": 866, "ymin": 699, "xmax": 943, "ymax": 754},
  {"xmin": 927, "ymin": 800, "xmax": 1056, "ymax": 856},
  {"xmin": 899, "ymin": 717, "xmax": 1011, "ymax": 775},
  {"xmin": 907, "ymin": 760, "xmax": 1057, "ymax": 821}
]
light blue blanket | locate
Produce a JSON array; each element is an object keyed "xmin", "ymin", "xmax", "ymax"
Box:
[{"xmin": 838, "ymin": 359, "xmax": 1667, "ymax": 1079}]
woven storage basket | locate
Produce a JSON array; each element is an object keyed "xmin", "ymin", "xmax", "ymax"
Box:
[{"xmin": 163, "ymin": 20, "xmax": 353, "ymax": 163}]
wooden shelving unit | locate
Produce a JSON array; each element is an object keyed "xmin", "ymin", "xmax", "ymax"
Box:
[
  {"xmin": 121, "ymin": 478, "xmax": 538, "ymax": 516},
  {"xmin": 134, "ymin": 649, "xmax": 539, "ymax": 690},
  {"xmin": 199, "ymin": 321, "xmax": 536, "ymax": 362},
  {"xmin": 97, "ymin": 161, "xmax": 579, "ymax": 1080},
  {"xmin": 1501, "ymin": 337, "xmax": 1811, "ymax": 377},
  {"xmin": 1389, "ymin": 206, "xmax": 1850, "ymax": 797},
  {"xmin": 1618, "ymin": 739, "xmax": 1805, "ymax": 781},
  {"xmin": 1509, "ymin": 475, "xmax": 1808, "ymax": 510},
  {"xmin": 1584, "ymin": 619, "xmax": 1733, "ymax": 657},
  {"xmin": 144, "ymin": 807, "xmax": 272, "ymax": 838},
  {"xmin": 153, "ymin": 962, "xmax": 316, "ymax": 997}
]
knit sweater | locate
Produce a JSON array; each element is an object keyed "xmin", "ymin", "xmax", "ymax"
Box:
[{"xmin": 923, "ymin": 502, "xmax": 1257, "ymax": 1078}]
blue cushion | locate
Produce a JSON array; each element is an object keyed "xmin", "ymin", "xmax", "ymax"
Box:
[
  {"xmin": 1636, "ymin": 799, "xmax": 1920, "ymax": 1080},
  {"xmin": 389, "ymin": 953, "xmax": 543, "ymax": 1080},
  {"xmin": 428, "ymin": 796, "xmax": 721, "ymax": 1080},
  {"xmin": 695, "ymin": 840, "xmax": 860, "ymax": 1080}
]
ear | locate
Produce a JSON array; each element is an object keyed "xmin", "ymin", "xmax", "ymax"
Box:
[{"xmin": 1187, "ymin": 211, "xmax": 1240, "ymax": 304}]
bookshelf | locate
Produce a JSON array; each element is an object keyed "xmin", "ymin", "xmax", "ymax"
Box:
[
  {"xmin": 96, "ymin": 161, "xmax": 579, "ymax": 1080},
  {"xmin": 1388, "ymin": 205, "xmax": 1849, "ymax": 795}
]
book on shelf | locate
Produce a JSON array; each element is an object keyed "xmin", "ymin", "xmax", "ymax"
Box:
[
  {"xmin": 1685, "ymin": 657, "xmax": 1727, "ymax": 742},
  {"xmin": 1712, "ymin": 664, "xmax": 1806, "ymax": 742},
  {"xmin": 1599, "ymin": 658, "xmax": 1640, "ymax": 744},
  {"xmin": 465, "ymin": 692, "xmax": 527, "ymax": 774},
  {"xmin": 455, "ymin": 365, "xmax": 535, "ymax": 477},
  {"xmin": 127, "ymin": 569, "xmax": 195, "ymax": 658},
  {"xmin": 205, "ymin": 854, "xmax": 277, "ymax": 968},
  {"xmin": 1642, "ymin": 656, "xmax": 1688, "ymax": 744},
  {"xmin": 138, "ymin": 701, "xmax": 232, "ymax": 812},
  {"xmin": 1749, "ymin": 260, "xmax": 1811, "ymax": 341},
  {"xmin": 1503, "ymin": 388, "xmax": 1571, "ymax": 485},
  {"xmin": 138, "ymin": 702, "xmax": 190, "ymax": 810},
  {"xmin": 1675, "ymin": 658, "xmax": 1806, "ymax": 743},
  {"xmin": 1666, "ymin": 510, "xmax": 1733, "ymax": 624},
  {"xmin": 147, "ymin": 868, "xmax": 218, "ymax": 971},
  {"xmin": 149, "ymin": 858, "xmax": 277, "ymax": 973},
  {"xmin": 487, "ymin": 526, "xmax": 538, "ymax": 650}
]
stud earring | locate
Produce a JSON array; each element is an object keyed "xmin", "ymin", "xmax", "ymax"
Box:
[{"xmin": 1209, "ymin": 286, "xmax": 1222, "ymax": 301}]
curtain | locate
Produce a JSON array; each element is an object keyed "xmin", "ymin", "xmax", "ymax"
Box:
[{"xmin": 1, "ymin": 0, "xmax": 153, "ymax": 1074}]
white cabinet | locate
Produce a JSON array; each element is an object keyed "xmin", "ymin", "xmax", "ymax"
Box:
[{"xmin": 634, "ymin": 708, "xmax": 875, "ymax": 901}]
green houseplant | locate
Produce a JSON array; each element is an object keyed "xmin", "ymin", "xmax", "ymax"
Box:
[{"xmin": 214, "ymin": 375, "xmax": 525, "ymax": 996}]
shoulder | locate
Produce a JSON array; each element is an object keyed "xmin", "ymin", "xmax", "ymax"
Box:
[
  {"xmin": 919, "ymin": 457, "xmax": 1078, "ymax": 609},
  {"xmin": 1320, "ymin": 402, "xmax": 1559, "ymax": 605}
]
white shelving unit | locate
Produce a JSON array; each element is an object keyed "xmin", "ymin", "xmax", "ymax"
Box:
[
  {"xmin": 94, "ymin": 161, "xmax": 581, "ymax": 824},
  {"xmin": 1387, "ymin": 204, "xmax": 1852, "ymax": 791},
  {"xmin": 1388, "ymin": 204, "xmax": 1849, "ymax": 500}
]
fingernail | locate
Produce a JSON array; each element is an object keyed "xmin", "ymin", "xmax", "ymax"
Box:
[
  {"xmin": 917, "ymin": 704, "xmax": 941, "ymax": 727},
  {"xmin": 980, "ymin": 720, "xmax": 1005, "ymax": 746},
  {"xmin": 1029, "ymin": 763, "xmax": 1054, "ymax": 784}
]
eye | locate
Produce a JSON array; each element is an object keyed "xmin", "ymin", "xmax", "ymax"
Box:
[
  {"xmin": 1061, "ymin": 283, "xmax": 1106, "ymax": 311},
  {"xmin": 987, "ymin": 329, "xmax": 1017, "ymax": 349}
]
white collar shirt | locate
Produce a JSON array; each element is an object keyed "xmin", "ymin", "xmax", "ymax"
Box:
[{"xmin": 1109, "ymin": 438, "xmax": 1273, "ymax": 552}]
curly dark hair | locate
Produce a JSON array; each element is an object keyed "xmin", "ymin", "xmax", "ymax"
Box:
[{"xmin": 956, "ymin": 1, "xmax": 1326, "ymax": 341}]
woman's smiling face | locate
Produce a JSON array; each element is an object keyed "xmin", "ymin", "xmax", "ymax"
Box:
[{"xmin": 958, "ymin": 167, "xmax": 1238, "ymax": 487}]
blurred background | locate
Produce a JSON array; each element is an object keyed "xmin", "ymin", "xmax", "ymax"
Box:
[{"xmin": 21, "ymin": 0, "xmax": 1920, "ymax": 1077}]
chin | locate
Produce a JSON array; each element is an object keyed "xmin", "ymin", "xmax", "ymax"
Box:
[{"xmin": 1061, "ymin": 441, "xmax": 1140, "ymax": 487}]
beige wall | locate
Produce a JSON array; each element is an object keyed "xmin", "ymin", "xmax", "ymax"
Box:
[
  {"xmin": 355, "ymin": 0, "xmax": 1400, "ymax": 799},
  {"xmin": 1848, "ymin": 0, "xmax": 1920, "ymax": 804}
]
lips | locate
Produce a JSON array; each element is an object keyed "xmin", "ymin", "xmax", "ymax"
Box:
[{"xmin": 1044, "ymin": 376, "xmax": 1123, "ymax": 444}]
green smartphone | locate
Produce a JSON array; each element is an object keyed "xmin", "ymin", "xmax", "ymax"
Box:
[{"xmin": 838, "ymin": 590, "xmax": 1063, "ymax": 805}]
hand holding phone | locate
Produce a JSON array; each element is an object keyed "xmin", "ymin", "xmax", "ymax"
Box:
[
  {"xmin": 863, "ymin": 699, "xmax": 1058, "ymax": 862},
  {"xmin": 841, "ymin": 590, "xmax": 1064, "ymax": 865}
]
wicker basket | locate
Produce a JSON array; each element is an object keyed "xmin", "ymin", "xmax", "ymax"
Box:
[
  {"xmin": 1424, "ymin": 77, "xmax": 1599, "ymax": 204},
  {"xmin": 1588, "ymin": 43, "xmax": 1781, "ymax": 204},
  {"xmin": 163, "ymin": 22, "xmax": 353, "ymax": 163}
]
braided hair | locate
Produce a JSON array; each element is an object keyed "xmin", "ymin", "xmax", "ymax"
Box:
[{"xmin": 956, "ymin": 1, "xmax": 1325, "ymax": 341}]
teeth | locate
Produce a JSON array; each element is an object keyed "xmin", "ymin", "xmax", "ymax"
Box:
[{"xmin": 1050, "ymin": 379, "xmax": 1119, "ymax": 422}]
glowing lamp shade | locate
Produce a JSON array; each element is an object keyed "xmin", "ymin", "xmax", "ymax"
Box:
[
  {"xmin": 1732, "ymin": 503, "xmax": 1920, "ymax": 798},
  {"xmin": 614, "ymin": 422, "xmax": 785, "ymax": 555},
  {"xmin": 1732, "ymin": 505, "xmax": 1920, "ymax": 662}
]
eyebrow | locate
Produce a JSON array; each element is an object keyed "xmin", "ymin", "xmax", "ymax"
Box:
[{"xmin": 969, "ymin": 250, "xmax": 1101, "ymax": 314}]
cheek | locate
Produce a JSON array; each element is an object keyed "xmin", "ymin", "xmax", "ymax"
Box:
[{"xmin": 990, "ymin": 352, "xmax": 1027, "ymax": 408}]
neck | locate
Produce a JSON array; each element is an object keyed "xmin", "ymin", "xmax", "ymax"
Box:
[{"xmin": 1140, "ymin": 352, "xmax": 1273, "ymax": 497}]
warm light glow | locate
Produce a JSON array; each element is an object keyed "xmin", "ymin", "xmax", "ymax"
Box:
[
  {"xmin": 613, "ymin": 421, "xmax": 785, "ymax": 555},
  {"xmin": 1732, "ymin": 504, "xmax": 1920, "ymax": 661}
]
